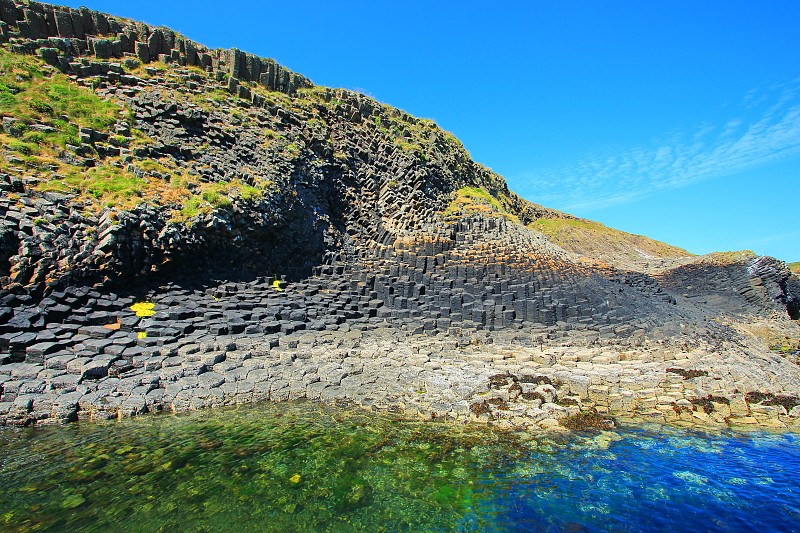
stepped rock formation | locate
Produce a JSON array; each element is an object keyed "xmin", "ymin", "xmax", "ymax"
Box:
[{"xmin": 0, "ymin": 1, "xmax": 799, "ymax": 429}]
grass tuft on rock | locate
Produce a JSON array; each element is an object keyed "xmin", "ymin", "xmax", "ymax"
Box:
[{"xmin": 442, "ymin": 186, "xmax": 520, "ymax": 223}]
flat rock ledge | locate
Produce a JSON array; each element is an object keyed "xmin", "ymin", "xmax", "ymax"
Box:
[{"xmin": 3, "ymin": 325, "xmax": 799, "ymax": 432}]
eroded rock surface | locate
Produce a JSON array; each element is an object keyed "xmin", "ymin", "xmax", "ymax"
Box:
[{"xmin": 0, "ymin": 0, "xmax": 798, "ymax": 430}]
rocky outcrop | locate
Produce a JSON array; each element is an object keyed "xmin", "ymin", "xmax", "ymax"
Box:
[
  {"xmin": 656, "ymin": 254, "xmax": 800, "ymax": 319},
  {"xmin": 0, "ymin": 16, "xmax": 558, "ymax": 292},
  {"xmin": 0, "ymin": 1, "xmax": 798, "ymax": 429},
  {"xmin": 0, "ymin": 0, "xmax": 311, "ymax": 94}
]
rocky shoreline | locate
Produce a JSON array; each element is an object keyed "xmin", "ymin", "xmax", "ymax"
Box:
[
  {"xmin": 1, "ymin": 1, "xmax": 798, "ymax": 433},
  {"xmin": 3, "ymin": 329, "xmax": 799, "ymax": 432},
  {"xmin": 2, "ymin": 276, "xmax": 798, "ymax": 432}
]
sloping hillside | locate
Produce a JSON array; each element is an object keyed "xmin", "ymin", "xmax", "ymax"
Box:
[
  {"xmin": 0, "ymin": 30, "xmax": 559, "ymax": 290},
  {"xmin": 530, "ymin": 217, "xmax": 692, "ymax": 271}
]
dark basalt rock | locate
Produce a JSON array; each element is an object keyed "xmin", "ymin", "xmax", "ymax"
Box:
[
  {"xmin": 745, "ymin": 392, "xmax": 800, "ymax": 411},
  {"xmin": 667, "ymin": 368, "xmax": 709, "ymax": 380},
  {"xmin": 522, "ymin": 392, "xmax": 546, "ymax": 402},
  {"xmin": 469, "ymin": 401, "xmax": 492, "ymax": 416},
  {"xmin": 690, "ymin": 395, "xmax": 730, "ymax": 414},
  {"xmin": 0, "ymin": 1, "xmax": 798, "ymax": 429},
  {"xmin": 560, "ymin": 409, "xmax": 616, "ymax": 431}
]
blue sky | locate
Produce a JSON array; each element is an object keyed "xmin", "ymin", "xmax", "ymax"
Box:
[{"xmin": 62, "ymin": 1, "xmax": 800, "ymax": 262}]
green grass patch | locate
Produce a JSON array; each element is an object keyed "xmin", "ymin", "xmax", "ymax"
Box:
[
  {"xmin": 394, "ymin": 137, "xmax": 426, "ymax": 160},
  {"xmin": 123, "ymin": 60, "xmax": 168, "ymax": 79},
  {"xmin": 130, "ymin": 127, "xmax": 154, "ymax": 146},
  {"xmin": 75, "ymin": 166, "xmax": 145, "ymax": 201},
  {"xmin": 135, "ymin": 158, "xmax": 172, "ymax": 175},
  {"xmin": 175, "ymin": 195, "xmax": 207, "ymax": 221},
  {"xmin": 0, "ymin": 48, "xmax": 120, "ymax": 132},
  {"xmin": 109, "ymin": 134, "xmax": 128, "ymax": 147},
  {"xmin": 532, "ymin": 217, "xmax": 599, "ymax": 234},
  {"xmin": 698, "ymin": 250, "xmax": 757, "ymax": 265},
  {"xmin": 261, "ymin": 128, "xmax": 280, "ymax": 148},
  {"xmin": 0, "ymin": 46, "xmax": 151, "ymax": 172},
  {"xmin": 442, "ymin": 186, "xmax": 518, "ymax": 222},
  {"xmin": 189, "ymin": 87, "xmax": 232, "ymax": 109},
  {"xmin": 171, "ymin": 179, "xmax": 268, "ymax": 223},
  {"xmin": 21, "ymin": 130, "xmax": 46, "ymax": 144},
  {"xmin": 201, "ymin": 180, "xmax": 266, "ymax": 205},
  {"xmin": 788, "ymin": 262, "xmax": 799, "ymax": 275},
  {"xmin": 40, "ymin": 79, "xmax": 119, "ymax": 130},
  {"xmin": 531, "ymin": 217, "xmax": 691, "ymax": 262},
  {"xmin": 282, "ymin": 142, "xmax": 300, "ymax": 158},
  {"xmin": 36, "ymin": 165, "xmax": 146, "ymax": 208},
  {"xmin": 201, "ymin": 184, "xmax": 231, "ymax": 208},
  {"xmin": 7, "ymin": 139, "xmax": 39, "ymax": 155}
]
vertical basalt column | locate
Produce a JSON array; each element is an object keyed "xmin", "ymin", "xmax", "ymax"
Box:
[
  {"xmin": 135, "ymin": 41, "xmax": 149, "ymax": 63},
  {"xmin": 185, "ymin": 40, "xmax": 198, "ymax": 66},
  {"xmin": 79, "ymin": 6, "xmax": 95, "ymax": 36},
  {"xmin": 146, "ymin": 28, "xmax": 162, "ymax": 61},
  {"xmin": 69, "ymin": 8, "xmax": 85, "ymax": 39},
  {"xmin": 92, "ymin": 10, "xmax": 110, "ymax": 35},
  {"xmin": 229, "ymin": 47, "xmax": 243, "ymax": 79},
  {"xmin": 0, "ymin": 1, "xmax": 19, "ymax": 25},
  {"xmin": 23, "ymin": 8, "xmax": 48, "ymax": 39},
  {"xmin": 54, "ymin": 8, "xmax": 74, "ymax": 38},
  {"xmin": 246, "ymin": 54, "xmax": 260, "ymax": 82}
]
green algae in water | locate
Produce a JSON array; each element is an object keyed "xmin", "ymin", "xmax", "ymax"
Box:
[
  {"xmin": 2, "ymin": 403, "xmax": 800, "ymax": 532},
  {"xmin": 0, "ymin": 401, "xmax": 532, "ymax": 532}
]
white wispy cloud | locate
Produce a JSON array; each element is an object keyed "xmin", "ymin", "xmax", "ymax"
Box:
[
  {"xmin": 740, "ymin": 230, "xmax": 800, "ymax": 248},
  {"xmin": 518, "ymin": 78, "xmax": 800, "ymax": 212}
]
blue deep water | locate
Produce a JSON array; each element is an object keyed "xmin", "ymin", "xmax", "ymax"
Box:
[{"xmin": 475, "ymin": 426, "xmax": 800, "ymax": 532}]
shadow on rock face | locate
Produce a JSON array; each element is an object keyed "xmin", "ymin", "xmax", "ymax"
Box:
[{"xmin": 783, "ymin": 276, "xmax": 800, "ymax": 320}]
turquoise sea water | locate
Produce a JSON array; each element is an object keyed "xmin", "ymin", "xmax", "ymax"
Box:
[{"xmin": 0, "ymin": 402, "xmax": 798, "ymax": 532}]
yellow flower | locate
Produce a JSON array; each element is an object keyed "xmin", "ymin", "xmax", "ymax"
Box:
[
  {"xmin": 131, "ymin": 301, "xmax": 156, "ymax": 317},
  {"xmin": 289, "ymin": 474, "xmax": 301, "ymax": 484}
]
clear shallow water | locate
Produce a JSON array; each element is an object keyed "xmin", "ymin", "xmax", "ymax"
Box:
[{"xmin": 0, "ymin": 403, "xmax": 798, "ymax": 532}]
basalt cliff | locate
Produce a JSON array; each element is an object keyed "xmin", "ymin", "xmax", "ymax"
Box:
[{"xmin": 1, "ymin": 0, "xmax": 799, "ymax": 430}]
